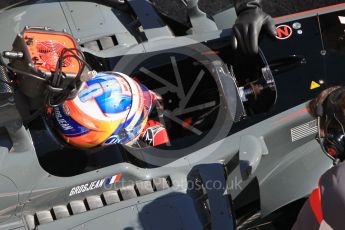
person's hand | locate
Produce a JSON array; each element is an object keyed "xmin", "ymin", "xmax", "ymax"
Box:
[{"xmin": 232, "ymin": 7, "xmax": 277, "ymax": 55}]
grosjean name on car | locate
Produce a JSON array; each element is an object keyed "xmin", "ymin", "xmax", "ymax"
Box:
[
  {"xmin": 69, "ymin": 174, "xmax": 122, "ymax": 196},
  {"xmin": 69, "ymin": 179, "xmax": 105, "ymax": 196}
]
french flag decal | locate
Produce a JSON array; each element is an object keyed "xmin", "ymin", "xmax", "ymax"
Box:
[{"xmin": 105, "ymin": 174, "xmax": 122, "ymax": 186}]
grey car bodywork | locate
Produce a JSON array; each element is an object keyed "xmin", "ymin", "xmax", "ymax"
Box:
[{"xmin": 0, "ymin": 0, "xmax": 338, "ymax": 229}]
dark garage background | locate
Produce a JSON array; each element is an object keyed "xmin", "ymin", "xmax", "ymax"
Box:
[{"xmin": 1, "ymin": 0, "xmax": 345, "ymax": 18}]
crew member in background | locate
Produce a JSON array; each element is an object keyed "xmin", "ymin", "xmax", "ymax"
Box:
[
  {"xmin": 293, "ymin": 87, "xmax": 345, "ymax": 229},
  {"xmin": 232, "ymin": 0, "xmax": 277, "ymax": 54},
  {"xmin": 151, "ymin": 0, "xmax": 345, "ymax": 54}
]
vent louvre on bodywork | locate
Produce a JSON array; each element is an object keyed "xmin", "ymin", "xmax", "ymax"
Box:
[
  {"xmin": 25, "ymin": 176, "xmax": 172, "ymax": 230},
  {"xmin": 82, "ymin": 35, "xmax": 118, "ymax": 51}
]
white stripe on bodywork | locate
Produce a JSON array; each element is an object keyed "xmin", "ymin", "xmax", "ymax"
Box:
[{"xmin": 110, "ymin": 175, "xmax": 118, "ymax": 184}]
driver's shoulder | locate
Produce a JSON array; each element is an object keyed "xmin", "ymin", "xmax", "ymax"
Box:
[{"xmin": 320, "ymin": 162, "xmax": 345, "ymax": 188}]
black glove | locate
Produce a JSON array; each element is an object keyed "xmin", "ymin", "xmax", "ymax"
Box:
[{"xmin": 232, "ymin": 0, "xmax": 277, "ymax": 55}]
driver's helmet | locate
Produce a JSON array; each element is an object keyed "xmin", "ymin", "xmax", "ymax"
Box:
[{"xmin": 52, "ymin": 72, "xmax": 153, "ymax": 148}]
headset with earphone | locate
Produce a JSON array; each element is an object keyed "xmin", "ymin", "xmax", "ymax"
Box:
[{"xmin": 315, "ymin": 86, "xmax": 345, "ymax": 165}]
